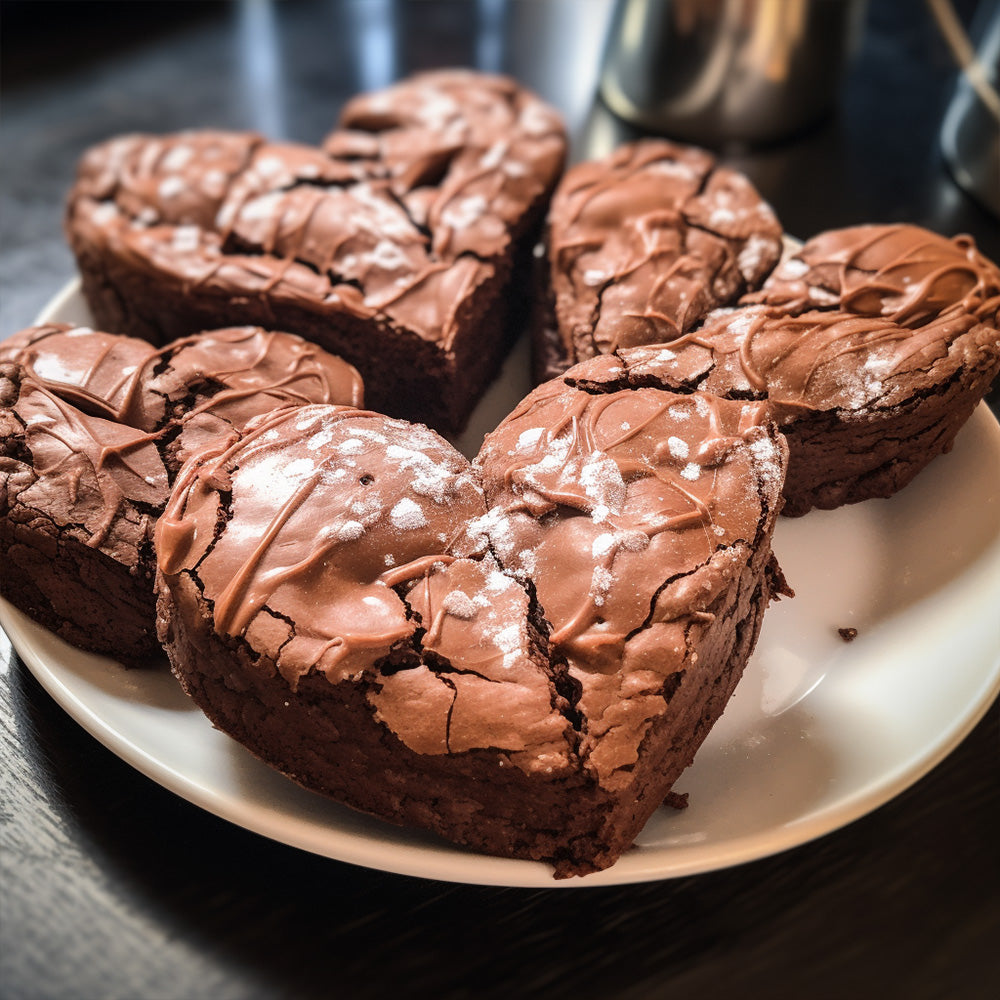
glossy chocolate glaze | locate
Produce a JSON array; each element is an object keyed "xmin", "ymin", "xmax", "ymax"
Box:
[
  {"xmin": 67, "ymin": 71, "xmax": 566, "ymax": 348},
  {"xmin": 1, "ymin": 324, "xmax": 366, "ymax": 662},
  {"xmin": 596, "ymin": 223, "xmax": 1000, "ymax": 516},
  {"xmin": 137, "ymin": 326, "xmax": 364, "ymax": 463},
  {"xmin": 749, "ymin": 224, "xmax": 1000, "ymax": 327},
  {"xmin": 612, "ymin": 223, "xmax": 1000, "ymax": 420},
  {"xmin": 543, "ymin": 140, "xmax": 783, "ymax": 368},
  {"xmin": 158, "ymin": 375, "xmax": 786, "ymax": 790},
  {"xmin": 5, "ymin": 374, "xmax": 168, "ymax": 558},
  {"xmin": 619, "ymin": 304, "xmax": 988, "ymax": 418},
  {"xmin": 477, "ymin": 364, "xmax": 785, "ymax": 784},
  {"xmin": 1, "ymin": 323, "xmax": 364, "ymax": 465},
  {"xmin": 156, "ymin": 405, "xmax": 576, "ymax": 771},
  {"xmin": 0, "ymin": 324, "xmax": 158, "ymax": 423},
  {"xmin": 157, "ymin": 406, "xmax": 488, "ymax": 682}
]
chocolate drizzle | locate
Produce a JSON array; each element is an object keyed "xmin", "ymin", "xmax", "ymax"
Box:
[
  {"xmin": 1, "ymin": 322, "xmax": 367, "ymax": 662},
  {"xmin": 157, "ymin": 406, "xmax": 487, "ymax": 684},
  {"xmin": 157, "ymin": 378, "xmax": 786, "ymax": 786},
  {"xmin": 1, "ymin": 323, "xmax": 364, "ymax": 466},
  {"xmin": 629, "ymin": 223, "xmax": 1000, "ymax": 419},
  {"xmin": 749, "ymin": 224, "xmax": 1000, "ymax": 328},
  {"xmin": 67, "ymin": 71, "xmax": 567, "ymax": 347},
  {"xmin": 0, "ymin": 324, "xmax": 159, "ymax": 422},
  {"xmin": 542, "ymin": 140, "xmax": 783, "ymax": 370},
  {"xmin": 11, "ymin": 378, "xmax": 169, "ymax": 551}
]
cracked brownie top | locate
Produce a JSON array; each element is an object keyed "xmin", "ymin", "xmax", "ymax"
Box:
[
  {"xmin": 1, "ymin": 366, "xmax": 168, "ymax": 560},
  {"xmin": 543, "ymin": 140, "xmax": 783, "ymax": 368},
  {"xmin": 67, "ymin": 70, "xmax": 567, "ymax": 348},
  {"xmin": 156, "ymin": 371, "xmax": 786, "ymax": 789},
  {"xmin": 603, "ymin": 224, "xmax": 1000, "ymax": 421},
  {"xmin": 0, "ymin": 324, "xmax": 364, "ymax": 560},
  {"xmin": 746, "ymin": 224, "xmax": 1000, "ymax": 326}
]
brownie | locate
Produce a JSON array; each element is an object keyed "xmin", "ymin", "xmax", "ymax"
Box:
[
  {"xmin": 155, "ymin": 359, "xmax": 787, "ymax": 875},
  {"xmin": 1, "ymin": 364, "xmax": 169, "ymax": 662},
  {"xmin": 620, "ymin": 224, "xmax": 1000, "ymax": 515},
  {"xmin": 533, "ymin": 139, "xmax": 783, "ymax": 382},
  {"xmin": 0, "ymin": 324, "xmax": 363, "ymax": 662},
  {"xmin": 65, "ymin": 70, "xmax": 567, "ymax": 435}
]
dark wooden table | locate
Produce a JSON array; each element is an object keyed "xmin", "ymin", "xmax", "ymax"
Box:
[{"xmin": 2, "ymin": 2, "xmax": 998, "ymax": 997}]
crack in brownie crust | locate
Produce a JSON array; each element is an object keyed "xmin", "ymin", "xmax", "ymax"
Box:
[
  {"xmin": 65, "ymin": 70, "xmax": 568, "ymax": 434},
  {"xmin": 533, "ymin": 140, "xmax": 783, "ymax": 380},
  {"xmin": 155, "ymin": 361, "xmax": 788, "ymax": 875},
  {"xmin": 606, "ymin": 224, "xmax": 1000, "ymax": 515},
  {"xmin": 0, "ymin": 325, "xmax": 364, "ymax": 661}
]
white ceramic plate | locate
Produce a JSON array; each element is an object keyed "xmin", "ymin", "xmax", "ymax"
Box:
[{"xmin": 3, "ymin": 280, "xmax": 999, "ymax": 888}]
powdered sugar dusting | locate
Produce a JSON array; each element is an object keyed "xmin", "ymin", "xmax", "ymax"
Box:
[
  {"xmin": 486, "ymin": 569, "xmax": 516, "ymax": 594},
  {"xmin": 339, "ymin": 438, "xmax": 365, "ymax": 455},
  {"xmin": 385, "ymin": 442, "xmax": 463, "ymax": 503},
  {"xmin": 748, "ymin": 433, "xmax": 784, "ymax": 497},
  {"xmin": 442, "ymin": 194, "xmax": 487, "ymax": 230},
  {"xmin": 592, "ymin": 530, "xmax": 649, "ymax": 559},
  {"xmin": 516, "ymin": 427, "xmax": 544, "ymax": 451},
  {"xmin": 284, "ymin": 457, "xmax": 315, "ymax": 479},
  {"xmin": 709, "ymin": 207, "xmax": 736, "ymax": 227},
  {"xmin": 726, "ymin": 311, "xmax": 756, "ymax": 339},
  {"xmin": 442, "ymin": 590, "xmax": 477, "ymax": 620},
  {"xmin": 650, "ymin": 159, "xmax": 697, "ymax": 182},
  {"xmin": 842, "ymin": 351, "xmax": 894, "ymax": 408},
  {"xmin": 808, "ymin": 287, "xmax": 839, "ymax": 305},
  {"xmin": 777, "ymin": 256, "xmax": 810, "ymax": 280},
  {"xmin": 157, "ymin": 175, "xmax": 185, "ymax": 201},
  {"xmin": 590, "ymin": 566, "xmax": 613, "ymax": 607},
  {"xmin": 338, "ymin": 520, "xmax": 365, "ymax": 541},
  {"xmin": 737, "ymin": 234, "xmax": 774, "ymax": 279},
  {"xmin": 479, "ymin": 140, "xmax": 508, "ymax": 170},
  {"xmin": 171, "ymin": 226, "xmax": 200, "ymax": 253},
  {"xmin": 667, "ymin": 436, "xmax": 689, "ymax": 460},
  {"xmin": 467, "ymin": 506, "xmax": 516, "ymax": 561},
  {"xmin": 578, "ymin": 452, "xmax": 627, "ymax": 519},
  {"xmin": 390, "ymin": 497, "xmax": 426, "ymax": 530}
]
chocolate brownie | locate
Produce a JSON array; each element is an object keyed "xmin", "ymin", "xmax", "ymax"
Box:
[
  {"xmin": 619, "ymin": 224, "xmax": 1000, "ymax": 515},
  {"xmin": 0, "ymin": 324, "xmax": 363, "ymax": 662},
  {"xmin": 65, "ymin": 70, "xmax": 567, "ymax": 434},
  {"xmin": 155, "ymin": 359, "xmax": 787, "ymax": 875},
  {"xmin": 1, "ymin": 364, "xmax": 169, "ymax": 662},
  {"xmin": 532, "ymin": 139, "xmax": 783, "ymax": 381}
]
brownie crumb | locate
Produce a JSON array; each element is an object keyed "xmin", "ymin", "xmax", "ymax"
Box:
[{"xmin": 838, "ymin": 627, "xmax": 858, "ymax": 642}]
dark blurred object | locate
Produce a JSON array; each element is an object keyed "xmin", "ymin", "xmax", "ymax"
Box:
[
  {"xmin": 935, "ymin": 0, "xmax": 1000, "ymax": 217},
  {"xmin": 598, "ymin": 0, "xmax": 864, "ymax": 146},
  {"xmin": 0, "ymin": 0, "xmax": 226, "ymax": 86}
]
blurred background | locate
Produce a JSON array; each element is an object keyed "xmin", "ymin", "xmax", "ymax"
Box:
[{"xmin": 2, "ymin": 0, "xmax": 997, "ymax": 335}]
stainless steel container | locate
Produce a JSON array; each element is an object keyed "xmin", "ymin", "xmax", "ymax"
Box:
[
  {"xmin": 939, "ymin": 1, "xmax": 1000, "ymax": 218},
  {"xmin": 599, "ymin": 0, "xmax": 863, "ymax": 145}
]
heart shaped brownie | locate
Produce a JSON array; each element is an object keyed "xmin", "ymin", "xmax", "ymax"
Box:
[
  {"xmin": 155, "ymin": 355, "xmax": 788, "ymax": 875},
  {"xmin": 533, "ymin": 139, "xmax": 784, "ymax": 381},
  {"xmin": 628, "ymin": 224, "xmax": 1000, "ymax": 514},
  {"xmin": 65, "ymin": 70, "xmax": 567, "ymax": 434},
  {"xmin": 0, "ymin": 324, "xmax": 363, "ymax": 662}
]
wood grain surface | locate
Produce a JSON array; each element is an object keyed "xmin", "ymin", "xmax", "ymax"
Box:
[{"xmin": 2, "ymin": 2, "xmax": 998, "ymax": 998}]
